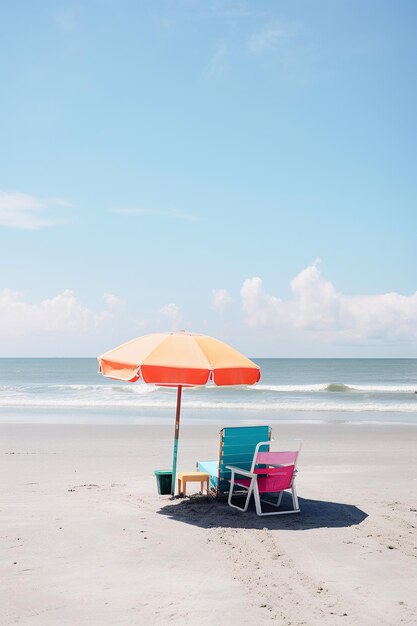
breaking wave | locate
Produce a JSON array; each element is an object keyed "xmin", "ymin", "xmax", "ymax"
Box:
[
  {"xmin": 48, "ymin": 383, "xmax": 158, "ymax": 394},
  {"xmin": 253, "ymin": 383, "xmax": 417, "ymax": 393},
  {"xmin": 325, "ymin": 383, "xmax": 352, "ymax": 392}
]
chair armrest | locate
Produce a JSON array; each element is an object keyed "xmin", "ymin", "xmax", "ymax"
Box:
[{"xmin": 226, "ymin": 465, "xmax": 256, "ymax": 478}]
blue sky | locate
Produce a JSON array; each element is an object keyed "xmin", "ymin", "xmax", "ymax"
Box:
[{"xmin": 0, "ymin": 1, "xmax": 416, "ymax": 357}]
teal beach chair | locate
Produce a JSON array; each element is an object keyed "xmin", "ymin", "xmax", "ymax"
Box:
[{"xmin": 197, "ymin": 425, "xmax": 271, "ymax": 497}]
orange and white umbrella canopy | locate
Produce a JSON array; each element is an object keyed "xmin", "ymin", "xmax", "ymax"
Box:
[{"xmin": 98, "ymin": 332, "xmax": 260, "ymax": 387}]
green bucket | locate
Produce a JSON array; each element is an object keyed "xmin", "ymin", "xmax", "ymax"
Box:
[{"xmin": 154, "ymin": 470, "xmax": 172, "ymax": 495}]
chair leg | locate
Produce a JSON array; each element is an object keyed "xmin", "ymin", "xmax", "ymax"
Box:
[
  {"xmin": 256, "ymin": 484, "xmax": 300, "ymax": 516},
  {"xmin": 229, "ymin": 478, "xmax": 301, "ymax": 517},
  {"xmin": 253, "ymin": 482, "xmax": 263, "ymax": 516},
  {"xmin": 242, "ymin": 484, "xmax": 253, "ymax": 512},
  {"xmin": 228, "ymin": 476, "xmax": 254, "ymax": 512},
  {"xmin": 259, "ymin": 490, "xmax": 284, "ymax": 509},
  {"xmin": 291, "ymin": 483, "xmax": 300, "ymax": 512}
]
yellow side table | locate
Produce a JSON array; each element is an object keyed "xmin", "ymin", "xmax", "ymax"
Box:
[{"xmin": 177, "ymin": 471, "xmax": 210, "ymax": 497}]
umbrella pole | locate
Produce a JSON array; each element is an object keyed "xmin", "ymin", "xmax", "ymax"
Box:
[{"xmin": 171, "ymin": 385, "xmax": 182, "ymax": 495}]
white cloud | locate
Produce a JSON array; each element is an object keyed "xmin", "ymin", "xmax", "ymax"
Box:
[
  {"xmin": 159, "ymin": 302, "xmax": 182, "ymax": 329},
  {"xmin": 113, "ymin": 207, "xmax": 200, "ymax": 222},
  {"xmin": 0, "ymin": 289, "xmax": 111, "ymax": 338},
  {"xmin": 240, "ymin": 277, "xmax": 283, "ymax": 326},
  {"xmin": 160, "ymin": 302, "xmax": 180, "ymax": 319},
  {"xmin": 206, "ymin": 40, "xmax": 228, "ymax": 78},
  {"xmin": 240, "ymin": 261, "xmax": 417, "ymax": 343},
  {"xmin": 248, "ymin": 19, "xmax": 300, "ymax": 54},
  {"xmin": 212, "ymin": 288, "xmax": 233, "ymax": 313},
  {"xmin": 0, "ymin": 191, "xmax": 72, "ymax": 229},
  {"xmin": 103, "ymin": 293, "xmax": 123, "ymax": 308}
]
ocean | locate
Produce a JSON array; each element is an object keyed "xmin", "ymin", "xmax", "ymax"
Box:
[{"xmin": 0, "ymin": 358, "xmax": 416, "ymax": 425}]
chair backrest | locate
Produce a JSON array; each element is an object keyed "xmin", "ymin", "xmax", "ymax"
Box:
[
  {"xmin": 251, "ymin": 439, "xmax": 301, "ymax": 470},
  {"xmin": 256, "ymin": 450, "xmax": 298, "ymax": 467},
  {"xmin": 217, "ymin": 425, "xmax": 271, "ymax": 495},
  {"xmin": 251, "ymin": 440, "xmax": 302, "ymax": 492}
]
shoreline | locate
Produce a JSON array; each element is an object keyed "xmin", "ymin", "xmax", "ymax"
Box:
[{"xmin": 1, "ymin": 411, "xmax": 417, "ymax": 426}]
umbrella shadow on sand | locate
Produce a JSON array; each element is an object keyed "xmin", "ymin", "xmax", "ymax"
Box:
[{"xmin": 157, "ymin": 493, "xmax": 368, "ymax": 531}]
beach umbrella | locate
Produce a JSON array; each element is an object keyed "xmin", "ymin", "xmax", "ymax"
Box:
[{"xmin": 98, "ymin": 331, "xmax": 260, "ymax": 495}]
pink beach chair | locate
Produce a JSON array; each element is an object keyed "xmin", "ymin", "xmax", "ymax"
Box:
[{"xmin": 227, "ymin": 440, "xmax": 302, "ymax": 516}]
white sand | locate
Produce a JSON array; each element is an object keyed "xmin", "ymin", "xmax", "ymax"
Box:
[{"xmin": 1, "ymin": 423, "xmax": 416, "ymax": 625}]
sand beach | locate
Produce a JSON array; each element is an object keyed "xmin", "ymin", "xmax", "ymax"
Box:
[{"xmin": 1, "ymin": 422, "xmax": 416, "ymax": 625}]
